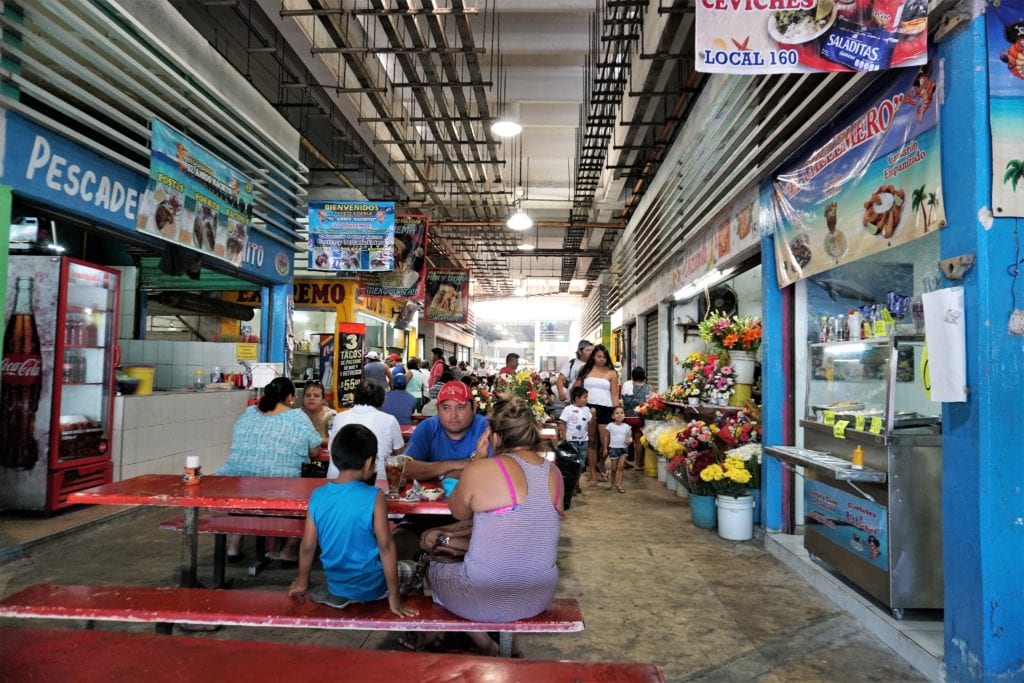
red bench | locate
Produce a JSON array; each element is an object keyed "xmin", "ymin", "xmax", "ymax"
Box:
[
  {"xmin": 158, "ymin": 514, "xmax": 306, "ymax": 585},
  {"xmin": 0, "ymin": 584, "xmax": 584, "ymax": 658},
  {"xmin": 0, "ymin": 626, "xmax": 664, "ymax": 682}
]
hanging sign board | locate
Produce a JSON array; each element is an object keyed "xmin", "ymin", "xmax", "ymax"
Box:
[
  {"xmin": 670, "ymin": 188, "xmax": 761, "ymax": 293},
  {"xmin": 358, "ymin": 214, "xmax": 428, "ymax": 299},
  {"xmin": 307, "ymin": 200, "xmax": 395, "ymax": 272},
  {"xmin": 696, "ymin": 0, "xmax": 927, "ymax": 74},
  {"xmin": 771, "ymin": 63, "xmax": 945, "ymax": 287},
  {"xmin": 423, "ymin": 268, "xmax": 470, "ymax": 323},
  {"xmin": 136, "ymin": 120, "xmax": 254, "ymax": 267},
  {"xmin": 989, "ymin": 1, "xmax": 1024, "ymax": 217},
  {"xmin": 335, "ymin": 322, "xmax": 366, "ymax": 408}
]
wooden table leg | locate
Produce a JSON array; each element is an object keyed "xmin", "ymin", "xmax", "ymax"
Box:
[{"xmin": 180, "ymin": 506, "xmax": 199, "ymax": 587}]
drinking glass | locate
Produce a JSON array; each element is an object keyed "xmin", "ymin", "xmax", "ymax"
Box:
[{"xmin": 384, "ymin": 455, "xmax": 405, "ymax": 500}]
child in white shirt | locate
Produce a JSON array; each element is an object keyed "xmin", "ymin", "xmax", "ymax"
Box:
[
  {"xmin": 605, "ymin": 406, "xmax": 633, "ymax": 493},
  {"xmin": 558, "ymin": 387, "xmax": 591, "ymax": 469}
]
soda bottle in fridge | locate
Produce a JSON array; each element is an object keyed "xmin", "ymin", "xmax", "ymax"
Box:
[{"xmin": 1, "ymin": 276, "xmax": 43, "ymax": 470}]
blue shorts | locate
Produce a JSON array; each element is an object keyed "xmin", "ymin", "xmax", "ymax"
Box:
[
  {"xmin": 565, "ymin": 440, "xmax": 588, "ymax": 466},
  {"xmin": 608, "ymin": 447, "xmax": 629, "ymax": 460}
]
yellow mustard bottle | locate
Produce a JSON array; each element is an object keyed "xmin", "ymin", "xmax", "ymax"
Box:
[{"xmin": 851, "ymin": 444, "xmax": 865, "ymax": 470}]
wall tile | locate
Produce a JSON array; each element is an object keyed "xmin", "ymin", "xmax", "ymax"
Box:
[
  {"xmin": 172, "ymin": 366, "xmax": 189, "ymax": 391},
  {"xmin": 173, "ymin": 342, "xmax": 189, "ymax": 365},
  {"xmin": 120, "ymin": 428, "xmax": 138, "ymax": 468},
  {"xmin": 141, "ymin": 342, "xmax": 159, "ymax": 364},
  {"xmin": 187, "ymin": 343, "xmax": 203, "ymax": 365},
  {"xmin": 158, "ymin": 341, "xmax": 174, "ymax": 364}
]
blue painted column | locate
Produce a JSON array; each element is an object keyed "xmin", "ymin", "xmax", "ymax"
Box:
[
  {"xmin": 939, "ymin": 16, "xmax": 1024, "ymax": 679},
  {"xmin": 265, "ymin": 284, "xmax": 288, "ymax": 364},
  {"xmin": 760, "ymin": 182, "xmax": 791, "ymax": 533}
]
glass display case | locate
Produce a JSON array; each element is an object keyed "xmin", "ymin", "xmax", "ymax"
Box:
[{"xmin": 767, "ymin": 334, "xmax": 942, "ymax": 617}]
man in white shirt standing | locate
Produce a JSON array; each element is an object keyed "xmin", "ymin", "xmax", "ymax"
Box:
[{"xmin": 556, "ymin": 339, "xmax": 593, "ymax": 403}]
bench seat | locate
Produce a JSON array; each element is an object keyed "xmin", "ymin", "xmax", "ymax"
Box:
[
  {"xmin": 0, "ymin": 626, "xmax": 664, "ymax": 682},
  {"xmin": 157, "ymin": 514, "xmax": 306, "ymax": 537},
  {"xmin": 0, "ymin": 584, "xmax": 584, "ymax": 657}
]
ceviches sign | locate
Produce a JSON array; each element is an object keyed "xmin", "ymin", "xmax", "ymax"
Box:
[{"xmin": 696, "ymin": 0, "xmax": 927, "ymax": 73}]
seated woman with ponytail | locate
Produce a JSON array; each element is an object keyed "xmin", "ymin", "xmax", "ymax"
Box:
[{"xmin": 217, "ymin": 376, "xmax": 323, "ymax": 561}]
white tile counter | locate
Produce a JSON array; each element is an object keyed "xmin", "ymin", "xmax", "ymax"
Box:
[{"xmin": 110, "ymin": 390, "xmax": 251, "ymax": 480}]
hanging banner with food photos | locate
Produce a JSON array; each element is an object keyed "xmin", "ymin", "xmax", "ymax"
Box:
[
  {"xmin": 989, "ymin": 0, "xmax": 1024, "ymax": 217},
  {"xmin": 696, "ymin": 0, "xmax": 927, "ymax": 74},
  {"xmin": 771, "ymin": 63, "xmax": 945, "ymax": 287},
  {"xmin": 307, "ymin": 200, "xmax": 395, "ymax": 272},
  {"xmin": 136, "ymin": 119, "xmax": 253, "ymax": 266},
  {"xmin": 423, "ymin": 268, "xmax": 470, "ymax": 323},
  {"xmin": 358, "ymin": 214, "xmax": 428, "ymax": 299}
]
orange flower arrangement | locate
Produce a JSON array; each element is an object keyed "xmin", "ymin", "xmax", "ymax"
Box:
[{"xmin": 698, "ymin": 313, "xmax": 762, "ymax": 353}]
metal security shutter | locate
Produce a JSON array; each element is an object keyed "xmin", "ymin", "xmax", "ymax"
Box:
[{"xmin": 644, "ymin": 311, "xmax": 659, "ymax": 389}]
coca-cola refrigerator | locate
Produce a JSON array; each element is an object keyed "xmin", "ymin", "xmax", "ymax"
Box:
[{"xmin": 1, "ymin": 256, "xmax": 120, "ymax": 511}]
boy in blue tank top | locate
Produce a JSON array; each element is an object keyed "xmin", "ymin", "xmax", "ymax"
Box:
[{"xmin": 289, "ymin": 424, "xmax": 418, "ymax": 617}]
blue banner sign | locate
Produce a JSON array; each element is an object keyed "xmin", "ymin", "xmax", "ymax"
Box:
[
  {"xmin": 307, "ymin": 200, "xmax": 395, "ymax": 272},
  {"xmin": 0, "ymin": 110, "xmax": 289, "ymax": 284}
]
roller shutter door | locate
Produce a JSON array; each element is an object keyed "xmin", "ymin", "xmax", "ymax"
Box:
[{"xmin": 644, "ymin": 311, "xmax": 659, "ymax": 389}]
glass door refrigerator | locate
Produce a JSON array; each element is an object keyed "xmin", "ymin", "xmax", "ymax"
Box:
[{"xmin": 1, "ymin": 256, "xmax": 120, "ymax": 511}]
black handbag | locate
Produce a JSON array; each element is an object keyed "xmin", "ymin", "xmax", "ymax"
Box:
[{"xmin": 301, "ymin": 461, "xmax": 328, "ymax": 478}]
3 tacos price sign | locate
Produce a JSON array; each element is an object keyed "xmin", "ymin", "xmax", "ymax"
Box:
[
  {"xmin": 423, "ymin": 268, "xmax": 470, "ymax": 323},
  {"xmin": 136, "ymin": 120, "xmax": 253, "ymax": 266},
  {"xmin": 335, "ymin": 322, "xmax": 366, "ymax": 408},
  {"xmin": 696, "ymin": 0, "xmax": 927, "ymax": 74},
  {"xmin": 307, "ymin": 200, "xmax": 395, "ymax": 272},
  {"xmin": 358, "ymin": 214, "xmax": 428, "ymax": 299},
  {"xmin": 989, "ymin": 0, "xmax": 1024, "ymax": 217},
  {"xmin": 772, "ymin": 63, "xmax": 945, "ymax": 287}
]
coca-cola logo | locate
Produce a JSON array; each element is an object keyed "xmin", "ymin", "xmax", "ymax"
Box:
[{"xmin": 1, "ymin": 355, "xmax": 42, "ymax": 382}]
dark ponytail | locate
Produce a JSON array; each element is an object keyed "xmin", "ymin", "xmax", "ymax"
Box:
[{"xmin": 259, "ymin": 377, "xmax": 295, "ymax": 412}]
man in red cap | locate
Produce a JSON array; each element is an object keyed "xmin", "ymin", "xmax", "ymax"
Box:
[
  {"xmin": 386, "ymin": 352, "xmax": 406, "ymax": 381},
  {"xmin": 403, "ymin": 380, "xmax": 490, "ymax": 481}
]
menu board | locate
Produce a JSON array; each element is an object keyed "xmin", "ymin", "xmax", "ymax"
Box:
[
  {"xmin": 335, "ymin": 322, "xmax": 365, "ymax": 408},
  {"xmin": 307, "ymin": 201, "xmax": 395, "ymax": 272}
]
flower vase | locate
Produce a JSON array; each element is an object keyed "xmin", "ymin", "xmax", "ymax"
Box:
[
  {"xmin": 688, "ymin": 492, "xmax": 717, "ymax": 528},
  {"xmin": 716, "ymin": 494, "xmax": 755, "ymax": 540},
  {"xmin": 728, "ymin": 350, "xmax": 756, "ymax": 383},
  {"xmin": 729, "ymin": 382, "xmax": 753, "ymax": 407},
  {"xmin": 686, "ymin": 397, "xmax": 699, "ymax": 406},
  {"xmin": 656, "ymin": 456, "xmax": 668, "ymax": 482},
  {"xmin": 666, "ymin": 472, "xmax": 678, "ymax": 492},
  {"xmin": 716, "ymin": 396, "xmax": 729, "ymax": 406},
  {"xmin": 643, "ymin": 446, "xmax": 658, "ymax": 477},
  {"xmin": 675, "ymin": 478, "xmax": 688, "ymax": 498}
]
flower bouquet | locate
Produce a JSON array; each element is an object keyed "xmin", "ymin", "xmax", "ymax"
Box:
[
  {"xmin": 698, "ymin": 313, "xmax": 762, "ymax": 354},
  {"xmin": 708, "ymin": 365, "xmax": 736, "ymax": 404},
  {"xmin": 714, "ymin": 409, "xmax": 760, "ymax": 450},
  {"xmin": 674, "ymin": 420, "xmax": 720, "ymax": 495},
  {"xmin": 470, "ymin": 383, "xmax": 494, "ymax": 415},
  {"xmin": 492, "ymin": 369, "xmax": 547, "ymax": 424},
  {"xmin": 723, "ymin": 443, "xmax": 762, "ymax": 490},
  {"xmin": 635, "ymin": 391, "xmax": 676, "ymax": 421},
  {"xmin": 699, "ymin": 454, "xmax": 754, "ymax": 498}
]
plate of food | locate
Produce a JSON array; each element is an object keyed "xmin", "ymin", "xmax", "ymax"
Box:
[
  {"xmin": 768, "ymin": 0, "xmax": 837, "ymax": 44},
  {"xmin": 419, "ymin": 487, "xmax": 444, "ymax": 501}
]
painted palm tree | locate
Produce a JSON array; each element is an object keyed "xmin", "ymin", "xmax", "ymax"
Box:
[
  {"xmin": 1005, "ymin": 159, "xmax": 1024, "ymax": 192},
  {"xmin": 911, "ymin": 184, "xmax": 928, "ymax": 228},
  {"xmin": 926, "ymin": 192, "xmax": 939, "ymax": 231}
]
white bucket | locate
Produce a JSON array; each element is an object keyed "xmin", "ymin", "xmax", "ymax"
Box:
[
  {"xmin": 729, "ymin": 351, "xmax": 756, "ymax": 384},
  {"xmin": 676, "ymin": 481, "xmax": 688, "ymax": 499},
  {"xmin": 716, "ymin": 494, "xmax": 755, "ymax": 541},
  {"xmin": 656, "ymin": 456, "xmax": 668, "ymax": 482},
  {"xmin": 667, "ymin": 474, "xmax": 678, "ymax": 492}
]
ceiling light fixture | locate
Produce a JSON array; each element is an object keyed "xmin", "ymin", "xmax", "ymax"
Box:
[
  {"xmin": 491, "ymin": 119, "xmax": 522, "ymax": 137},
  {"xmin": 513, "ymin": 286, "xmax": 527, "ymax": 297},
  {"xmin": 506, "ymin": 209, "xmax": 533, "ymax": 231},
  {"xmin": 517, "ymin": 243, "xmax": 535, "ymax": 251}
]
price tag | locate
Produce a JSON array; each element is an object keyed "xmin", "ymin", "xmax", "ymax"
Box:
[
  {"xmin": 873, "ymin": 320, "xmax": 889, "ymax": 337},
  {"xmin": 854, "ymin": 415, "xmax": 866, "ymax": 431},
  {"xmin": 822, "ymin": 410, "xmax": 836, "ymax": 425},
  {"xmin": 869, "ymin": 417, "xmax": 883, "ymax": 434},
  {"xmin": 833, "ymin": 420, "xmax": 850, "ymax": 439}
]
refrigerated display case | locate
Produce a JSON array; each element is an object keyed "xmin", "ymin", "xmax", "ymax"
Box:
[
  {"xmin": 767, "ymin": 335, "xmax": 942, "ymax": 617},
  {"xmin": 1, "ymin": 256, "xmax": 120, "ymax": 511}
]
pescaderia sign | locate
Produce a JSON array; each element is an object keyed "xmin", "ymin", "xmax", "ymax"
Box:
[
  {"xmin": 771, "ymin": 62, "xmax": 945, "ymax": 287},
  {"xmin": 696, "ymin": 0, "xmax": 927, "ymax": 74}
]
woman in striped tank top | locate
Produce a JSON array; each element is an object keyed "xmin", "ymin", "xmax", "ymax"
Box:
[{"xmin": 425, "ymin": 398, "xmax": 563, "ymax": 655}]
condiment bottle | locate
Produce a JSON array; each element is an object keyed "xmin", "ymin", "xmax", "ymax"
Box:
[
  {"xmin": 851, "ymin": 445, "xmax": 865, "ymax": 470},
  {"xmin": 193, "ymin": 369, "xmax": 206, "ymax": 392}
]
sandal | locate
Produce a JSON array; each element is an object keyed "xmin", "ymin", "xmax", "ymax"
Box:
[
  {"xmin": 597, "ymin": 471, "xmax": 609, "ymax": 482},
  {"xmin": 399, "ymin": 632, "xmax": 444, "ymax": 652},
  {"xmin": 616, "ymin": 486, "xmax": 626, "ymax": 493},
  {"xmin": 586, "ymin": 480, "xmax": 599, "ymax": 488}
]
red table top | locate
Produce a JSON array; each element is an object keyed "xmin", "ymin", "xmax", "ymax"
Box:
[
  {"xmin": 0, "ymin": 626, "xmax": 666, "ymax": 683},
  {"xmin": 68, "ymin": 474, "xmax": 451, "ymax": 516}
]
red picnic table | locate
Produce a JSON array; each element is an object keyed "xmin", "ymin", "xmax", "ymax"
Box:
[{"xmin": 68, "ymin": 474, "xmax": 450, "ymax": 587}]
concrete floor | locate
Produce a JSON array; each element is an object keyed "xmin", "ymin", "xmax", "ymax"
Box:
[{"xmin": 0, "ymin": 469, "xmax": 930, "ymax": 682}]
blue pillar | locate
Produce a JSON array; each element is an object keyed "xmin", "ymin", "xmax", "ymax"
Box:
[
  {"xmin": 760, "ymin": 182, "xmax": 789, "ymax": 532},
  {"xmin": 939, "ymin": 17, "xmax": 1024, "ymax": 678},
  {"xmin": 265, "ymin": 284, "xmax": 288, "ymax": 364}
]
